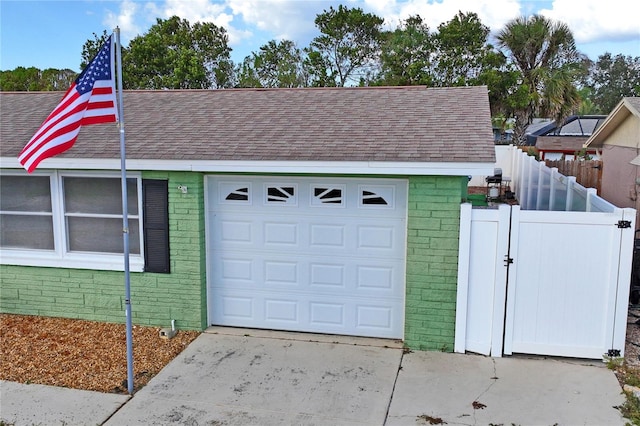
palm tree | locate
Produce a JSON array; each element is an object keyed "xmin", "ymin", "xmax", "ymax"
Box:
[{"xmin": 496, "ymin": 15, "xmax": 583, "ymax": 144}]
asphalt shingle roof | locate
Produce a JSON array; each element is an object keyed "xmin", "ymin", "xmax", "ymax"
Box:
[{"xmin": 1, "ymin": 86, "xmax": 495, "ymax": 164}]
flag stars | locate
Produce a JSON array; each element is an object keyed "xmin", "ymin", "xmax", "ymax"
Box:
[{"xmin": 76, "ymin": 37, "xmax": 113, "ymax": 94}]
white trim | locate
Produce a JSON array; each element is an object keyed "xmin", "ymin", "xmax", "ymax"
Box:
[
  {"xmin": 0, "ymin": 157, "xmax": 495, "ymax": 176},
  {"xmin": 454, "ymin": 203, "xmax": 472, "ymax": 354},
  {"xmin": 0, "ymin": 251, "xmax": 144, "ymax": 272}
]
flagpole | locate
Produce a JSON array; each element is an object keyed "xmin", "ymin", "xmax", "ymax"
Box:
[{"xmin": 114, "ymin": 27, "xmax": 134, "ymax": 395}]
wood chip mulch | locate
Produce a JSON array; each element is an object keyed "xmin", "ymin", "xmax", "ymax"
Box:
[{"xmin": 0, "ymin": 314, "xmax": 200, "ymax": 393}]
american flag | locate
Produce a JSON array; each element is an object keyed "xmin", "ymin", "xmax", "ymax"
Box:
[{"xmin": 19, "ymin": 35, "xmax": 119, "ymax": 173}]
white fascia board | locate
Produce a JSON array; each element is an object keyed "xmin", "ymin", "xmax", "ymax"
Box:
[{"xmin": 0, "ymin": 157, "xmax": 495, "ymax": 176}]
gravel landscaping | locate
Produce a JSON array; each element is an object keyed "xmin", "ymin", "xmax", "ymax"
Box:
[{"xmin": 0, "ymin": 314, "xmax": 199, "ymax": 393}]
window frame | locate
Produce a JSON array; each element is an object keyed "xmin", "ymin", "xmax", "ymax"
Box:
[{"xmin": 0, "ymin": 170, "xmax": 145, "ymax": 272}]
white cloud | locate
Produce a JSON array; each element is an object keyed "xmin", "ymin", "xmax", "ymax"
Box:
[
  {"xmin": 228, "ymin": 0, "xmax": 338, "ymax": 41},
  {"xmin": 105, "ymin": 0, "xmax": 638, "ymax": 62},
  {"xmin": 539, "ymin": 0, "xmax": 640, "ymax": 43},
  {"xmin": 362, "ymin": 0, "xmax": 521, "ymax": 33},
  {"xmin": 103, "ymin": 0, "xmax": 142, "ymax": 42},
  {"xmin": 161, "ymin": 0, "xmax": 234, "ymax": 29}
]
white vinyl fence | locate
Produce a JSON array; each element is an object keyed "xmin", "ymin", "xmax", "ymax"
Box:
[
  {"xmin": 456, "ymin": 146, "xmax": 636, "ymax": 359},
  {"xmin": 511, "ymin": 147, "xmax": 616, "ymax": 212}
]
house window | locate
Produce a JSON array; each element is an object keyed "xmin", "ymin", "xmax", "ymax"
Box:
[
  {"xmin": 63, "ymin": 176, "xmax": 140, "ymax": 254},
  {"xmin": 0, "ymin": 171, "xmax": 147, "ymax": 272},
  {"xmin": 0, "ymin": 175, "xmax": 54, "ymax": 250}
]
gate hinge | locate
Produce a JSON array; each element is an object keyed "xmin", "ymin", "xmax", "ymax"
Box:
[
  {"xmin": 617, "ymin": 220, "xmax": 632, "ymax": 229},
  {"xmin": 504, "ymin": 255, "xmax": 514, "ymax": 266},
  {"xmin": 607, "ymin": 349, "xmax": 621, "ymax": 357}
]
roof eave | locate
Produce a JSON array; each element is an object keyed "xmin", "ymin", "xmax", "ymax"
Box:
[
  {"xmin": 584, "ymin": 98, "xmax": 637, "ymax": 148},
  {"xmin": 0, "ymin": 158, "xmax": 496, "ymax": 177}
]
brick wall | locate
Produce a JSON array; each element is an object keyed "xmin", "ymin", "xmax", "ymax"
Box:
[
  {"xmin": 1, "ymin": 171, "xmax": 466, "ymax": 349},
  {"xmin": 404, "ymin": 175, "xmax": 464, "ymax": 351},
  {"xmin": 0, "ymin": 171, "xmax": 207, "ymax": 330}
]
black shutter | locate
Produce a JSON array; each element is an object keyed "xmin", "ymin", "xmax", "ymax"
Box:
[{"xmin": 142, "ymin": 179, "xmax": 170, "ymax": 273}]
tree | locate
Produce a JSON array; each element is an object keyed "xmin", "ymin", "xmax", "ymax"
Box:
[
  {"xmin": 81, "ymin": 31, "xmax": 111, "ymax": 70},
  {"xmin": 40, "ymin": 68, "xmax": 77, "ymax": 90},
  {"xmin": 496, "ymin": 15, "xmax": 584, "ymax": 144},
  {"xmin": 0, "ymin": 67, "xmax": 75, "ymax": 91},
  {"xmin": 377, "ymin": 15, "xmax": 434, "ymax": 86},
  {"xmin": 124, "ymin": 16, "xmax": 233, "ymax": 89},
  {"xmin": 589, "ymin": 53, "xmax": 640, "ymax": 114},
  {"xmin": 237, "ymin": 40, "xmax": 306, "ymax": 88},
  {"xmin": 432, "ymin": 12, "xmax": 501, "ymax": 87},
  {"xmin": 305, "ymin": 5, "xmax": 384, "ymax": 87}
]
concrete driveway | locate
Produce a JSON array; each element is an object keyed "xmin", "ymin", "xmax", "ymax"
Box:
[
  {"xmin": 1, "ymin": 327, "xmax": 627, "ymax": 425},
  {"xmin": 105, "ymin": 328, "xmax": 403, "ymax": 425}
]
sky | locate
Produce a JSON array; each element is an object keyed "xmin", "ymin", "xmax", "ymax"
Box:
[{"xmin": 0, "ymin": 0, "xmax": 639, "ymax": 73}]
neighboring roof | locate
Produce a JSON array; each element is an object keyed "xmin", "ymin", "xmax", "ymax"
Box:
[
  {"xmin": 525, "ymin": 115, "xmax": 606, "ymax": 146},
  {"xmin": 535, "ymin": 136, "xmax": 594, "ymax": 153},
  {"xmin": 0, "ymin": 86, "xmax": 495, "ymax": 174},
  {"xmin": 585, "ymin": 98, "xmax": 640, "ymax": 148}
]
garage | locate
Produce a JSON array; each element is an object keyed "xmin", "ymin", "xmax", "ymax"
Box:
[{"xmin": 205, "ymin": 176, "xmax": 408, "ymax": 338}]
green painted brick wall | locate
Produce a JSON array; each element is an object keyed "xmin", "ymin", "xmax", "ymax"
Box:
[
  {"xmin": 404, "ymin": 175, "xmax": 465, "ymax": 351},
  {"xmin": 1, "ymin": 172, "xmax": 466, "ymax": 350},
  {"xmin": 0, "ymin": 171, "xmax": 207, "ymax": 331}
]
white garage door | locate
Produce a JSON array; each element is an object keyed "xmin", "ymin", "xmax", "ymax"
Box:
[{"xmin": 205, "ymin": 176, "xmax": 407, "ymax": 338}]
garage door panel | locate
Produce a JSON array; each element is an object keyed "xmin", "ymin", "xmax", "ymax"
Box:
[
  {"xmin": 264, "ymin": 260, "xmax": 298, "ymax": 285},
  {"xmin": 309, "ymin": 224, "xmax": 346, "ymax": 249},
  {"xmin": 211, "ymin": 288, "xmax": 403, "ymax": 338},
  {"xmin": 219, "ymin": 220, "xmax": 253, "ymax": 243},
  {"xmin": 220, "ymin": 257, "xmax": 254, "ymax": 282},
  {"xmin": 264, "ymin": 222, "xmax": 298, "ymax": 245},
  {"xmin": 207, "ymin": 176, "xmax": 407, "ymax": 338},
  {"xmin": 357, "ymin": 305, "xmax": 393, "ymax": 330},
  {"xmin": 213, "ymin": 250, "xmax": 403, "ymax": 297},
  {"xmin": 214, "ymin": 215, "xmax": 405, "ymax": 258}
]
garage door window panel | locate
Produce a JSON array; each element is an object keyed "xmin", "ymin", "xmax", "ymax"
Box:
[
  {"xmin": 312, "ymin": 185, "xmax": 345, "ymax": 207},
  {"xmin": 359, "ymin": 185, "xmax": 395, "ymax": 208},
  {"xmin": 220, "ymin": 182, "xmax": 251, "ymax": 204},
  {"xmin": 266, "ymin": 184, "xmax": 297, "ymax": 205}
]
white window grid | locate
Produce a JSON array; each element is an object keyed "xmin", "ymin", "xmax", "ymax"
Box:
[{"xmin": 0, "ymin": 170, "xmax": 145, "ymax": 272}]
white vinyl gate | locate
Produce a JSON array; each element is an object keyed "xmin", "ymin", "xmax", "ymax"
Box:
[{"xmin": 455, "ymin": 204, "xmax": 636, "ymax": 359}]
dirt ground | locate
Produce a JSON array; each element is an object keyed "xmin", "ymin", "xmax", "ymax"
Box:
[
  {"xmin": 0, "ymin": 314, "xmax": 199, "ymax": 393},
  {"xmin": 626, "ymin": 305, "xmax": 640, "ymax": 369}
]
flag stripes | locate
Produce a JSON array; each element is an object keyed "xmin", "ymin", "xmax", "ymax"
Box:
[{"xmin": 18, "ymin": 35, "xmax": 118, "ymax": 173}]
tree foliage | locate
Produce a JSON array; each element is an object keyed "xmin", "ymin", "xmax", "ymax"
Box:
[
  {"xmin": 377, "ymin": 15, "xmax": 434, "ymax": 86},
  {"xmin": 305, "ymin": 5, "xmax": 384, "ymax": 87},
  {"xmin": 3, "ymin": 8, "xmax": 637, "ymax": 135},
  {"xmin": 237, "ymin": 40, "xmax": 306, "ymax": 88},
  {"xmin": 432, "ymin": 12, "xmax": 500, "ymax": 87},
  {"xmin": 496, "ymin": 14, "xmax": 584, "ymax": 144},
  {"xmin": 81, "ymin": 31, "xmax": 111, "ymax": 70},
  {"xmin": 588, "ymin": 53, "xmax": 640, "ymax": 114},
  {"xmin": 125, "ymin": 16, "xmax": 233, "ymax": 89},
  {"xmin": 0, "ymin": 66, "xmax": 76, "ymax": 91}
]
